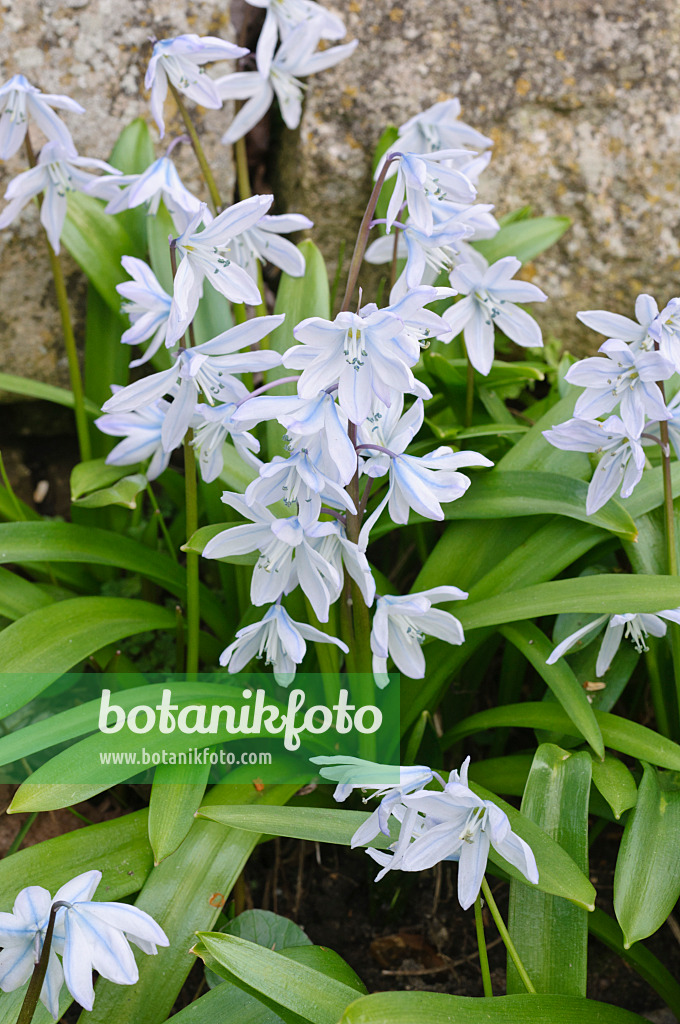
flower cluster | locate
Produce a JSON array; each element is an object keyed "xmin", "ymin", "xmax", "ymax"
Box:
[
  {"xmin": 312, "ymin": 755, "xmax": 538, "ymax": 909},
  {"xmin": 543, "ymin": 295, "xmax": 680, "ymax": 514},
  {"xmin": 365, "ymin": 100, "xmax": 547, "ymax": 374},
  {"xmin": 0, "ymin": 870, "xmax": 168, "ymax": 1019}
]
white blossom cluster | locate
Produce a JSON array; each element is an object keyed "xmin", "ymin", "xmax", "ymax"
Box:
[
  {"xmin": 312, "ymin": 755, "xmax": 538, "ymax": 909},
  {"xmin": 543, "ymin": 296, "xmax": 680, "ymax": 515}
]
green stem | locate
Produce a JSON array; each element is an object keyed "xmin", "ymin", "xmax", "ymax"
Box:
[
  {"xmin": 5, "ymin": 812, "xmax": 37, "ymax": 858},
  {"xmin": 24, "ymin": 135, "xmax": 90, "ymax": 463},
  {"xmin": 0, "ymin": 451, "xmax": 26, "ymax": 521},
  {"xmin": 15, "ymin": 901, "xmax": 68, "ymax": 1024},
  {"xmin": 658, "ymin": 384, "xmax": 680, "ymax": 734},
  {"xmin": 184, "ymin": 431, "xmax": 200, "ymax": 676},
  {"xmin": 474, "ymin": 893, "xmax": 493, "ymax": 997},
  {"xmin": 146, "ymin": 483, "xmax": 177, "ymax": 562},
  {"xmin": 168, "ymin": 81, "xmax": 222, "ymax": 212},
  {"xmin": 234, "ymin": 136, "xmax": 251, "ymax": 200},
  {"xmin": 465, "ymin": 346, "xmax": 475, "ymax": 428},
  {"xmin": 481, "ymin": 877, "xmax": 536, "ymax": 995}
]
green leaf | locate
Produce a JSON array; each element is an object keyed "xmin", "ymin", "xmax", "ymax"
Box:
[
  {"xmin": 194, "ymin": 932, "xmax": 361, "ymax": 1024},
  {"xmin": 614, "ymin": 763, "xmax": 680, "ymax": 946},
  {"xmin": 0, "ymin": 372, "xmax": 100, "ymax": 415},
  {"xmin": 589, "ymin": 907, "xmax": 680, "ymax": 1019},
  {"xmin": 73, "ymin": 473, "xmax": 147, "ymax": 509},
  {"xmin": 224, "ymin": 909, "xmax": 312, "ymax": 951},
  {"xmin": 372, "ymin": 471, "xmax": 637, "ymax": 540},
  {"xmin": 473, "ymin": 215, "xmax": 571, "ymax": 264},
  {"xmin": 198, "ymin": 800, "xmax": 596, "ymax": 910},
  {"xmin": 148, "ymin": 763, "xmax": 211, "ymax": 864},
  {"xmin": 442, "ymin": 703, "xmax": 680, "ymax": 772},
  {"xmin": 165, "ymin": 981, "xmax": 286, "ymax": 1024},
  {"xmin": 62, "ymin": 192, "xmax": 143, "ymax": 312},
  {"xmin": 427, "ymin": 354, "xmax": 546, "ymax": 389},
  {"xmin": 0, "ymin": 566, "xmax": 54, "ymax": 619},
  {"xmin": 109, "ymin": 118, "xmax": 155, "ymax": 175},
  {"xmin": 500, "ymin": 622, "xmax": 603, "ymax": 758},
  {"xmin": 77, "ymin": 779, "xmax": 298, "ymax": 1024},
  {"xmin": 71, "ymin": 459, "xmax": 133, "ymax": 499},
  {"xmin": 339, "ymin": 992, "xmax": 648, "ymax": 1024},
  {"xmin": 458, "ymin": 574, "xmax": 680, "ymax": 631},
  {"xmin": 0, "ymin": 597, "xmax": 176, "ymax": 715},
  {"xmin": 590, "ymin": 754, "xmax": 637, "ymax": 820},
  {"xmin": 272, "ymin": 240, "xmax": 330, "ymax": 365},
  {"xmin": 0, "ymin": 521, "xmax": 225, "ymax": 635},
  {"xmin": 507, "ymin": 745, "xmax": 591, "ymax": 996}
]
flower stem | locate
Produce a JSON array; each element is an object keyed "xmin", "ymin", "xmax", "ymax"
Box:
[
  {"xmin": 15, "ymin": 901, "xmax": 69, "ymax": 1024},
  {"xmin": 234, "ymin": 136, "xmax": 251, "ymax": 200},
  {"xmin": 340, "ymin": 155, "xmax": 398, "ymax": 313},
  {"xmin": 474, "ymin": 893, "xmax": 493, "ymax": 997},
  {"xmin": 480, "ymin": 877, "xmax": 536, "ymax": 995},
  {"xmin": 146, "ymin": 483, "xmax": 177, "ymax": 562},
  {"xmin": 184, "ymin": 430, "xmax": 200, "ymax": 676},
  {"xmin": 465, "ymin": 346, "xmax": 475, "ymax": 428},
  {"xmin": 658, "ymin": 381, "xmax": 680, "ymax": 731},
  {"xmin": 24, "ymin": 135, "xmax": 91, "ymax": 463},
  {"xmin": 168, "ymin": 81, "xmax": 222, "ymax": 212}
]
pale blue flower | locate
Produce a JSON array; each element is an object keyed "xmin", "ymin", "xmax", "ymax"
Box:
[
  {"xmin": 244, "ymin": 445, "xmax": 357, "ymax": 521},
  {"xmin": 309, "ymin": 521, "xmax": 376, "ymax": 608},
  {"xmin": 90, "ymin": 156, "xmax": 204, "ymax": 231},
  {"xmin": 0, "ymin": 140, "xmax": 120, "ymax": 253},
  {"xmin": 245, "ymin": 0, "xmax": 346, "ymax": 44},
  {"xmin": 192, "ymin": 399, "xmax": 261, "ymax": 483},
  {"xmin": 230, "ymin": 212, "xmax": 313, "ymax": 284},
  {"xmin": 543, "ymin": 415, "xmax": 646, "ymax": 515},
  {"xmin": 391, "ymin": 98, "xmax": 493, "ymax": 159},
  {"xmin": 566, "ymin": 338, "xmax": 673, "ymax": 437},
  {"xmin": 0, "ymin": 885, "xmax": 63, "ymax": 1019},
  {"xmin": 166, "ymin": 196, "xmax": 273, "ymax": 346},
  {"xmin": 382, "ymin": 151, "xmax": 477, "ymax": 234},
  {"xmin": 577, "ymin": 293, "xmax": 660, "ymax": 349},
  {"xmin": 401, "ymin": 758, "xmax": 538, "ymax": 908},
  {"xmin": 648, "ymin": 388, "xmax": 680, "ymax": 459},
  {"xmin": 217, "ymin": 21, "xmax": 357, "ymax": 143},
  {"xmin": 96, "ymin": 396, "xmax": 174, "ymax": 480},
  {"xmin": 547, "ymin": 609, "xmax": 680, "ymax": 675},
  {"xmin": 370, "ymin": 587, "xmax": 468, "ymax": 687},
  {"xmin": 364, "ymin": 216, "xmax": 472, "ymax": 298},
  {"xmin": 202, "ymin": 492, "xmax": 340, "ymax": 619},
  {"xmin": 52, "ymin": 870, "xmax": 168, "ymax": 1013},
  {"xmin": 101, "ymin": 316, "xmax": 284, "ymax": 452},
  {"xmin": 443, "ymin": 257, "xmax": 547, "ymax": 375},
  {"xmin": 145, "ymin": 35, "xmax": 248, "ymax": 138},
  {"xmin": 648, "ymin": 297, "xmax": 680, "ymax": 370},
  {"xmin": 116, "ymin": 256, "xmax": 172, "ymax": 368},
  {"xmin": 220, "ymin": 603, "xmax": 348, "ymax": 685},
  {"xmin": 279, "ymin": 392, "xmax": 357, "ymax": 485},
  {"xmin": 0, "ymin": 74, "xmax": 84, "ymax": 159},
  {"xmin": 283, "ymin": 288, "xmax": 440, "ymax": 425}
]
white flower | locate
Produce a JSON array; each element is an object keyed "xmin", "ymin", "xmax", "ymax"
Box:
[
  {"xmin": 283, "ymin": 288, "xmax": 441, "ymax": 425},
  {"xmin": 370, "ymin": 587, "xmax": 468, "ymax": 687},
  {"xmin": 443, "ymin": 257, "xmax": 547, "ymax": 375},
  {"xmin": 364, "ymin": 216, "xmax": 472, "ymax": 298},
  {"xmin": 244, "ymin": 444, "xmax": 357, "ymax": 521},
  {"xmin": 202, "ymin": 492, "xmax": 340, "ymax": 620},
  {"xmin": 391, "ymin": 98, "xmax": 493, "ymax": 159},
  {"xmin": 230, "ymin": 212, "xmax": 313, "ymax": 283},
  {"xmin": 166, "ymin": 196, "xmax": 273, "ymax": 346},
  {"xmin": 543, "ymin": 415, "xmax": 646, "ymax": 515},
  {"xmin": 96, "ymin": 396, "xmax": 174, "ymax": 481},
  {"xmin": 101, "ymin": 316, "xmax": 284, "ymax": 452},
  {"xmin": 382, "ymin": 151, "xmax": 477, "ymax": 234},
  {"xmin": 565, "ymin": 339, "xmax": 672, "ymax": 437},
  {"xmin": 648, "ymin": 297, "xmax": 680, "ymax": 370},
  {"xmin": 145, "ymin": 34, "xmax": 248, "ymax": 138},
  {"xmin": 220, "ymin": 603, "xmax": 348, "ymax": 685},
  {"xmin": 52, "ymin": 870, "xmax": 168, "ymax": 1013},
  {"xmin": 357, "ymin": 395, "xmax": 493, "ymax": 537},
  {"xmin": 0, "ymin": 870, "xmax": 168, "ymax": 1019},
  {"xmin": 547, "ymin": 608, "xmax": 680, "ymax": 675},
  {"xmin": 192, "ymin": 399, "xmax": 261, "ymax": 483},
  {"xmin": 116, "ymin": 256, "xmax": 172, "ymax": 368},
  {"xmin": 0, "ymin": 885, "xmax": 63, "ymax": 1019},
  {"xmin": 0, "ymin": 140, "xmax": 120, "ymax": 253},
  {"xmin": 309, "ymin": 521, "xmax": 376, "ymax": 608},
  {"xmin": 0, "ymin": 74, "xmax": 84, "ymax": 159},
  {"xmin": 217, "ymin": 21, "xmax": 357, "ymax": 143},
  {"xmin": 245, "ymin": 0, "xmax": 347, "ymax": 43},
  {"xmin": 577, "ymin": 294, "xmax": 660, "ymax": 349},
  {"xmin": 401, "ymin": 758, "xmax": 538, "ymax": 908},
  {"xmin": 90, "ymin": 156, "xmax": 204, "ymax": 231}
]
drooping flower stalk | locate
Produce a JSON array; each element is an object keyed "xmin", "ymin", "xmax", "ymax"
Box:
[
  {"xmin": 24, "ymin": 133, "xmax": 91, "ymax": 462},
  {"xmin": 474, "ymin": 894, "xmax": 493, "ymax": 997},
  {"xmin": 167, "ymin": 79, "xmax": 222, "ymax": 213},
  {"xmin": 15, "ymin": 901, "xmax": 67, "ymax": 1024},
  {"xmin": 481, "ymin": 878, "xmax": 536, "ymax": 995}
]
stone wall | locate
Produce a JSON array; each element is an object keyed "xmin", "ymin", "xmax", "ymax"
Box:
[
  {"xmin": 276, "ymin": 0, "xmax": 680, "ymax": 353},
  {"xmin": 2, "ymin": 0, "xmax": 680, "ymax": 390},
  {"xmin": 0, "ymin": 0, "xmax": 236, "ymax": 387}
]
